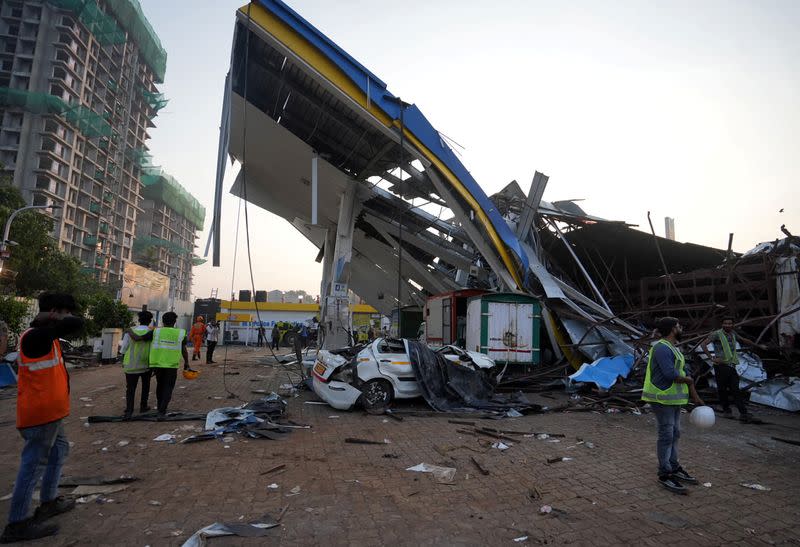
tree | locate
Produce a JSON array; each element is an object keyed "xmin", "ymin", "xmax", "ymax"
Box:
[
  {"xmin": 85, "ymin": 293, "xmax": 133, "ymax": 337},
  {"xmin": 0, "ymin": 295, "xmax": 29, "ymax": 335}
]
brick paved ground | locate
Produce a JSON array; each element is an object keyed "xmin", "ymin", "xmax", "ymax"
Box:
[{"xmin": 0, "ymin": 346, "xmax": 798, "ymax": 546}]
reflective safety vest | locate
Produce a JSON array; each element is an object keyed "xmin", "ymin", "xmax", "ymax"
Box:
[
  {"xmin": 715, "ymin": 329, "xmax": 739, "ymax": 365},
  {"xmin": 123, "ymin": 326, "xmax": 151, "ymax": 374},
  {"xmin": 17, "ymin": 330, "xmax": 70, "ymax": 428},
  {"xmin": 149, "ymin": 327, "xmax": 185, "ymax": 369},
  {"xmin": 642, "ymin": 339, "xmax": 688, "ymax": 405}
]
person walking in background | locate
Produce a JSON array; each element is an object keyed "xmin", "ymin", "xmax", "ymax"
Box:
[
  {"xmin": 189, "ymin": 316, "xmax": 205, "ymax": 361},
  {"xmin": 257, "ymin": 325, "xmax": 266, "ymax": 347},
  {"xmin": 205, "ymin": 321, "xmax": 219, "ymax": 364},
  {"xmin": 130, "ymin": 312, "xmax": 190, "ymax": 420},
  {"xmin": 2, "ymin": 293, "xmax": 83, "ymax": 543},
  {"xmin": 702, "ymin": 316, "xmax": 763, "ymax": 421},
  {"xmin": 120, "ymin": 311, "xmax": 154, "ymax": 419},
  {"xmin": 642, "ymin": 317, "xmax": 705, "ymax": 495},
  {"xmin": 271, "ymin": 324, "xmax": 280, "ymax": 350}
]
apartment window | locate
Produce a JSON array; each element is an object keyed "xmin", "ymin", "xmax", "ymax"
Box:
[
  {"xmin": 32, "ymin": 194, "xmax": 48, "ymax": 207},
  {"xmin": 66, "ymin": 207, "xmax": 75, "ymax": 221}
]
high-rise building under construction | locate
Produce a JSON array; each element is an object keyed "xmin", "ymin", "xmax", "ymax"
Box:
[{"xmin": 0, "ymin": 0, "xmax": 202, "ymax": 296}]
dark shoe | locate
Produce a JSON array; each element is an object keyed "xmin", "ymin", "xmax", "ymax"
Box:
[
  {"xmin": 658, "ymin": 475, "xmax": 688, "ymax": 494},
  {"xmin": 1, "ymin": 519, "xmax": 59, "ymax": 543},
  {"xmin": 140, "ymin": 405, "xmax": 151, "ymax": 413},
  {"xmin": 122, "ymin": 412, "xmax": 132, "ymax": 421},
  {"xmin": 34, "ymin": 496, "xmax": 75, "ymax": 521},
  {"xmin": 671, "ymin": 467, "xmax": 699, "ymax": 485},
  {"xmin": 156, "ymin": 412, "xmax": 166, "ymax": 422}
]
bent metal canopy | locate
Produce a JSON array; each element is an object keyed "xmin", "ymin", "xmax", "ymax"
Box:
[{"xmin": 211, "ymin": 0, "xmax": 531, "ymax": 314}]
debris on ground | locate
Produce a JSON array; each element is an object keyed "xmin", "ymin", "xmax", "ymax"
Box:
[
  {"xmin": 71, "ymin": 484, "xmax": 130, "ymax": 496},
  {"xmin": 153, "ymin": 434, "xmax": 175, "ymax": 442},
  {"xmin": 88, "ymin": 412, "xmax": 206, "ymax": 423},
  {"xmin": 260, "ymin": 464, "xmax": 286, "ymax": 476},
  {"xmin": 181, "ymin": 516, "xmax": 279, "ymax": 547},
  {"xmin": 470, "ymin": 456, "xmax": 490, "ymax": 475},
  {"xmin": 513, "ymin": 536, "xmax": 528, "ymax": 542},
  {"xmin": 60, "ymin": 476, "xmax": 138, "ymax": 487},
  {"xmin": 344, "ymin": 437, "xmax": 390, "ymax": 445},
  {"xmin": 740, "ymin": 483, "xmax": 771, "ymax": 491},
  {"xmin": 406, "ymin": 463, "xmax": 457, "ymax": 484},
  {"xmin": 491, "ymin": 442, "xmax": 510, "ymax": 451},
  {"xmin": 182, "ymin": 393, "xmax": 304, "ymax": 443},
  {"xmin": 539, "ymin": 505, "xmax": 552, "ymax": 515}
]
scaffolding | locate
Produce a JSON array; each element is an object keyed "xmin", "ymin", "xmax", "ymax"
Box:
[
  {"xmin": 47, "ymin": 0, "xmax": 167, "ymax": 83},
  {"xmin": 133, "ymin": 236, "xmax": 192, "ymax": 256},
  {"xmin": 0, "ymin": 87, "xmax": 113, "ymax": 138},
  {"xmin": 140, "ymin": 166, "xmax": 205, "ymax": 229}
]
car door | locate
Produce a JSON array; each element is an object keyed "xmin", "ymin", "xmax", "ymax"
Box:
[{"xmin": 372, "ymin": 339, "xmax": 419, "ymax": 397}]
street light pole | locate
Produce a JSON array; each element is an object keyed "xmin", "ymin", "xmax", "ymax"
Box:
[{"xmin": 0, "ymin": 204, "xmax": 62, "ymax": 273}]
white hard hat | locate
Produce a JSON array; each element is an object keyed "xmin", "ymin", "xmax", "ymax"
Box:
[{"xmin": 690, "ymin": 406, "xmax": 716, "ymax": 429}]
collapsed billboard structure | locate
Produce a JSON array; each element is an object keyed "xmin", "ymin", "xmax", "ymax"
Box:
[{"xmin": 209, "ymin": 1, "xmax": 799, "ymax": 371}]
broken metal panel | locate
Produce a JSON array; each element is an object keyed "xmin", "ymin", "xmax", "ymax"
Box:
[{"xmin": 517, "ymin": 171, "xmax": 548, "ymax": 241}]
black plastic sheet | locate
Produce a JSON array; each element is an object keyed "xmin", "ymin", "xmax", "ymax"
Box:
[{"xmin": 405, "ymin": 341, "xmax": 540, "ymax": 413}]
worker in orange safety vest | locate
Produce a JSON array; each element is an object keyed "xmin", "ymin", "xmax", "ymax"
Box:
[{"xmin": 2, "ymin": 293, "xmax": 84, "ymax": 543}]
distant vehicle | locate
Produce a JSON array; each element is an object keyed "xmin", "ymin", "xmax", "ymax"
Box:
[{"xmin": 311, "ymin": 337, "xmax": 499, "ymax": 411}]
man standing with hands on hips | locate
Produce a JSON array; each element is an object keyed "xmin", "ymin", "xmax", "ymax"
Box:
[{"xmin": 642, "ymin": 317, "xmax": 705, "ymax": 495}]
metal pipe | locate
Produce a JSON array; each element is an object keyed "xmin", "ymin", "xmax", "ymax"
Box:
[{"xmin": 548, "ymin": 219, "xmax": 612, "ymax": 314}]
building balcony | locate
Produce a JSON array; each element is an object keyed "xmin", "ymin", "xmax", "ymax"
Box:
[
  {"xmin": 89, "ymin": 201, "xmax": 100, "ymax": 213},
  {"xmin": 84, "ymin": 235, "xmax": 98, "ymax": 246}
]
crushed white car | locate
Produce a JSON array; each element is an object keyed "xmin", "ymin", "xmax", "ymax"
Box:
[{"xmin": 311, "ymin": 338, "xmax": 499, "ymax": 411}]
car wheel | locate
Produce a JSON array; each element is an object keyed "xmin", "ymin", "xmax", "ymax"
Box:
[{"xmin": 361, "ymin": 379, "xmax": 393, "ymax": 414}]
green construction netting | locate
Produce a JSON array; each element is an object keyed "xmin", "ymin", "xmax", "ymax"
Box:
[
  {"xmin": 140, "ymin": 167, "xmax": 205, "ymax": 229},
  {"xmin": 192, "ymin": 256, "xmax": 207, "ymax": 266},
  {"xmin": 47, "ymin": 0, "xmax": 126, "ymax": 45},
  {"xmin": 126, "ymin": 146, "xmax": 152, "ymax": 166},
  {"xmin": 104, "ymin": 0, "xmax": 167, "ymax": 83},
  {"xmin": 133, "ymin": 236, "xmax": 191, "ymax": 256},
  {"xmin": 0, "ymin": 87, "xmax": 113, "ymax": 138},
  {"xmin": 47, "ymin": 0, "xmax": 167, "ymax": 83},
  {"xmin": 141, "ymin": 90, "xmax": 168, "ymax": 111}
]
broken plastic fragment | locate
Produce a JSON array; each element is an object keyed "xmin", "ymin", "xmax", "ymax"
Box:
[
  {"xmin": 406, "ymin": 463, "xmax": 456, "ymax": 483},
  {"xmin": 267, "ymin": 484, "xmax": 279, "ymax": 490},
  {"xmin": 702, "ymin": 482, "xmax": 712, "ymax": 488},
  {"xmin": 740, "ymin": 483, "xmax": 771, "ymax": 491},
  {"xmin": 513, "ymin": 536, "xmax": 528, "ymax": 542},
  {"xmin": 492, "ymin": 442, "xmax": 510, "ymax": 451},
  {"xmin": 539, "ymin": 505, "xmax": 552, "ymax": 514},
  {"xmin": 153, "ymin": 434, "xmax": 175, "ymax": 442}
]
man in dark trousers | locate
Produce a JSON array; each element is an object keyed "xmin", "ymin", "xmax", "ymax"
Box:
[
  {"xmin": 205, "ymin": 321, "xmax": 219, "ymax": 364},
  {"xmin": 642, "ymin": 317, "xmax": 704, "ymax": 495},
  {"xmin": 702, "ymin": 316, "xmax": 763, "ymax": 421},
  {"xmin": 270, "ymin": 324, "xmax": 280, "ymax": 350},
  {"xmin": 129, "ymin": 312, "xmax": 190, "ymax": 420},
  {"xmin": 120, "ymin": 311, "xmax": 153, "ymax": 419},
  {"xmin": 2, "ymin": 293, "xmax": 83, "ymax": 543},
  {"xmin": 257, "ymin": 325, "xmax": 266, "ymax": 347}
]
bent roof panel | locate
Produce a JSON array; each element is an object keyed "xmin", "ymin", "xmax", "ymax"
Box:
[{"xmin": 246, "ymin": 0, "xmax": 529, "ymax": 286}]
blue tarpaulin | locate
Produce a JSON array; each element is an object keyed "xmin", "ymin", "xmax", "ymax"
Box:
[
  {"xmin": 569, "ymin": 355, "xmax": 635, "ymax": 390},
  {"xmin": 0, "ymin": 363, "xmax": 17, "ymax": 388}
]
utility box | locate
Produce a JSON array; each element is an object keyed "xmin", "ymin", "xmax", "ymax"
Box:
[
  {"xmin": 465, "ymin": 293, "xmax": 542, "ymax": 366},
  {"xmin": 101, "ymin": 328, "xmax": 123, "ymax": 363}
]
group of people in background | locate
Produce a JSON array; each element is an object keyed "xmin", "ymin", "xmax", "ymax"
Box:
[{"xmin": 189, "ymin": 316, "xmax": 219, "ymax": 364}]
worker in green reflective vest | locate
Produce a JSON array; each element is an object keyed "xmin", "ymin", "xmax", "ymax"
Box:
[
  {"xmin": 642, "ymin": 317, "xmax": 704, "ymax": 494},
  {"xmin": 120, "ymin": 310, "xmax": 154, "ymax": 420},
  {"xmin": 702, "ymin": 316, "xmax": 764, "ymax": 421},
  {"xmin": 129, "ymin": 311, "xmax": 190, "ymax": 421}
]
